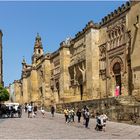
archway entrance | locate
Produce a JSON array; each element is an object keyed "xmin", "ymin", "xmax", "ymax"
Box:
[{"xmin": 113, "ymin": 62, "xmax": 121, "ymax": 95}]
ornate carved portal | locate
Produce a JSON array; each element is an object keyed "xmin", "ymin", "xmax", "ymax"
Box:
[
  {"xmin": 113, "ymin": 62, "xmax": 122, "ymax": 95},
  {"xmin": 110, "ymin": 57, "xmax": 124, "ymax": 96}
]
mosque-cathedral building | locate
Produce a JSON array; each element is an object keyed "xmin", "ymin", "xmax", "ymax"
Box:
[{"xmin": 11, "ymin": 1, "xmax": 140, "ymax": 117}]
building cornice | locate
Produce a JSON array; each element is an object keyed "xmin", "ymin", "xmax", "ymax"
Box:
[{"xmin": 99, "ymin": 1, "xmax": 131, "ymax": 27}]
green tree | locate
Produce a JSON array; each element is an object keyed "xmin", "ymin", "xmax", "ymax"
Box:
[{"xmin": 0, "ymin": 85, "xmax": 9, "ymax": 102}]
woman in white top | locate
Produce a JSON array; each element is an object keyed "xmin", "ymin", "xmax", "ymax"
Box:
[{"xmin": 41, "ymin": 107, "xmax": 45, "ymax": 118}]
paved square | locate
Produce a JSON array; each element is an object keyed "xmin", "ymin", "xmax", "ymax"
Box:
[{"xmin": 0, "ymin": 111, "xmax": 140, "ymax": 139}]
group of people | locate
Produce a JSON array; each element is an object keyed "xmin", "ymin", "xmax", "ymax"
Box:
[
  {"xmin": 95, "ymin": 112, "xmax": 108, "ymax": 131},
  {"xmin": 64, "ymin": 108, "xmax": 75, "ymax": 123},
  {"xmin": 1, "ymin": 103, "xmax": 22, "ymax": 118},
  {"xmin": 64, "ymin": 106, "xmax": 108, "ymax": 131},
  {"xmin": 63, "ymin": 106, "xmax": 90, "ymax": 128},
  {"xmin": 40, "ymin": 106, "xmax": 55, "ymax": 118},
  {"xmin": 24, "ymin": 103, "xmax": 55, "ymax": 118},
  {"xmin": 24, "ymin": 103, "xmax": 38, "ymax": 118},
  {"xmin": 24, "ymin": 103, "xmax": 108, "ymax": 131}
]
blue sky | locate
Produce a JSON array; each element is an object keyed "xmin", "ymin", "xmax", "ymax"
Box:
[{"xmin": 0, "ymin": 1, "xmax": 127, "ymax": 86}]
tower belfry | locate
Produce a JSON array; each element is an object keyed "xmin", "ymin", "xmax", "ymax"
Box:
[
  {"xmin": 0, "ymin": 30, "xmax": 3, "ymax": 86},
  {"xmin": 32, "ymin": 33, "xmax": 44, "ymax": 64}
]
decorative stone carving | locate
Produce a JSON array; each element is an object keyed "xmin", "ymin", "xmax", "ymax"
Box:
[
  {"xmin": 78, "ymin": 62, "xmax": 86, "ymax": 83},
  {"xmin": 107, "ymin": 17, "xmax": 126, "ymax": 51},
  {"xmin": 99, "ymin": 44, "xmax": 106, "ymax": 79}
]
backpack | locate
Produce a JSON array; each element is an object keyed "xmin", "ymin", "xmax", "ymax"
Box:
[
  {"xmin": 97, "ymin": 118, "xmax": 101, "ymax": 124},
  {"xmin": 85, "ymin": 112, "xmax": 90, "ymax": 119}
]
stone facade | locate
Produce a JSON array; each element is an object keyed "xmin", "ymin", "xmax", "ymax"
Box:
[
  {"xmin": 11, "ymin": 2, "xmax": 140, "ymax": 109},
  {"xmin": 13, "ymin": 80, "xmax": 22, "ymax": 104},
  {"xmin": 98, "ymin": 1, "xmax": 140, "ymax": 100}
]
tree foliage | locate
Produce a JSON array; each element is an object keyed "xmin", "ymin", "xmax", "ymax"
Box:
[{"xmin": 0, "ymin": 85, "xmax": 9, "ymax": 101}]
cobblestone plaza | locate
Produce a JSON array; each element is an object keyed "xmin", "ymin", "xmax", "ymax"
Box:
[{"xmin": 0, "ymin": 111, "xmax": 140, "ymax": 139}]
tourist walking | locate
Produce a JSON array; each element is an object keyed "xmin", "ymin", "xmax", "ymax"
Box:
[
  {"xmin": 33, "ymin": 105, "xmax": 38, "ymax": 118},
  {"xmin": 64, "ymin": 108, "xmax": 69, "ymax": 123},
  {"xmin": 100, "ymin": 113, "xmax": 108, "ymax": 132},
  {"xmin": 41, "ymin": 107, "xmax": 45, "ymax": 118},
  {"xmin": 69, "ymin": 108, "xmax": 75, "ymax": 122},
  {"xmin": 24, "ymin": 103, "xmax": 28, "ymax": 113},
  {"xmin": 76, "ymin": 108, "xmax": 82, "ymax": 123},
  {"xmin": 82, "ymin": 106, "xmax": 87, "ymax": 125},
  {"xmin": 84, "ymin": 108, "xmax": 90, "ymax": 128},
  {"xmin": 27, "ymin": 104, "xmax": 32, "ymax": 118},
  {"xmin": 95, "ymin": 112, "xmax": 102, "ymax": 131},
  {"xmin": 51, "ymin": 106, "xmax": 55, "ymax": 117}
]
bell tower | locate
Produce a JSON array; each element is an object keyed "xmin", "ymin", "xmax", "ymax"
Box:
[
  {"xmin": 32, "ymin": 33, "xmax": 44, "ymax": 64},
  {"xmin": 0, "ymin": 30, "xmax": 3, "ymax": 86}
]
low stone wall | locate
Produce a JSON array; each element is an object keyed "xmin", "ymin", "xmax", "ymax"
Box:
[{"xmin": 56, "ymin": 97, "xmax": 140, "ymax": 124}]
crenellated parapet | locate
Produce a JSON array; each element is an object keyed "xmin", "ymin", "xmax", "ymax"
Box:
[
  {"xmin": 73, "ymin": 20, "xmax": 99, "ymax": 42},
  {"xmin": 100, "ymin": 1, "xmax": 131, "ymax": 26},
  {"xmin": 14, "ymin": 80, "xmax": 21, "ymax": 84}
]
